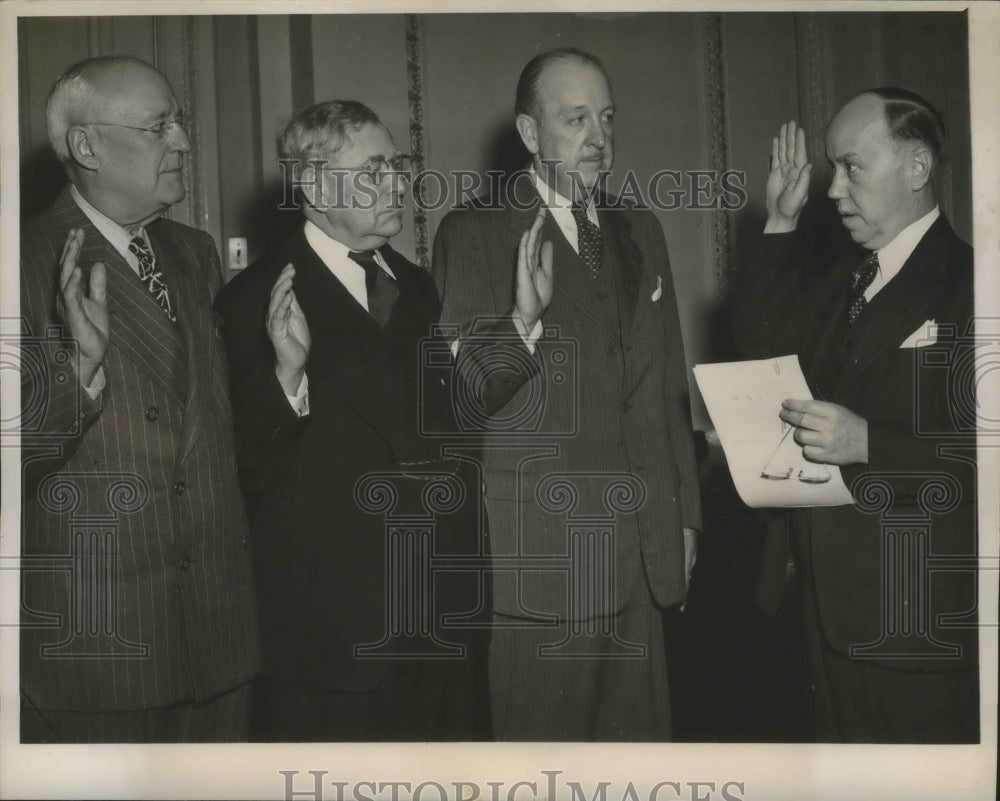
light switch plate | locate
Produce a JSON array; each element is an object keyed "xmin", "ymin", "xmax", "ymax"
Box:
[{"xmin": 227, "ymin": 237, "xmax": 247, "ymax": 270}]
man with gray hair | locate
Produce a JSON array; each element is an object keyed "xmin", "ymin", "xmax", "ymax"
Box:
[
  {"xmin": 20, "ymin": 56, "xmax": 259, "ymax": 742},
  {"xmin": 216, "ymin": 100, "xmax": 546, "ymax": 740}
]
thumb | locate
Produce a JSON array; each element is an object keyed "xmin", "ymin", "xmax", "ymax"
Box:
[
  {"xmin": 89, "ymin": 261, "xmax": 108, "ymax": 304},
  {"xmin": 794, "ymin": 163, "xmax": 812, "ymax": 196}
]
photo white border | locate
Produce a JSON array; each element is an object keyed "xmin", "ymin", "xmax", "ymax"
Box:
[{"xmin": 1, "ymin": 1, "xmax": 996, "ymax": 799}]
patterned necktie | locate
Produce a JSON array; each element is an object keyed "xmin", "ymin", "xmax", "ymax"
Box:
[
  {"xmin": 128, "ymin": 237, "xmax": 176, "ymax": 322},
  {"xmin": 847, "ymin": 251, "xmax": 880, "ymax": 325},
  {"xmin": 348, "ymin": 250, "xmax": 399, "ymax": 327},
  {"xmin": 571, "ymin": 202, "xmax": 603, "ymax": 279}
]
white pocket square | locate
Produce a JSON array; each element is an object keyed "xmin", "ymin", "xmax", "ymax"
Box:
[
  {"xmin": 899, "ymin": 319, "xmax": 937, "ymax": 348},
  {"xmin": 651, "ymin": 276, "xmax": 663, "ymax": 302}
]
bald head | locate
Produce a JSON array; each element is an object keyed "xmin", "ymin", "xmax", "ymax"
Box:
[
  {"xmin": 824, "ymin": 90, "xmax": 938, "ymax": 250},
  {"xmin": 47, "ymin": 57, "xmax": 165, "ymax": 162}
]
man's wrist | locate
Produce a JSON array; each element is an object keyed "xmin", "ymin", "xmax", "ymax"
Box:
[
  {"xmin": 275, "ymin": 364, "xmax": 306, "ymax": 396},
  {"xmin": 763, "ymin": 216, "xmax": 799, "ymax": 234}
]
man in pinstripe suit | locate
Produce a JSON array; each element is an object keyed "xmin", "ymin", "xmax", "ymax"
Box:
[{"xmin": 19, "ymin": 56, "xmax": 259, "ymax": 742}]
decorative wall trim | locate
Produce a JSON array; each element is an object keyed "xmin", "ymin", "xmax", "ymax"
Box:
[
  {"xmin": 180, "ymin": 16, "xmax": 205, "ymax": 232},
  {"xmin": 404, "ymin": 13, "xmax": 430, "ymax": 270},
  {"xmin": 704, "ymin": 12, "xmax": 732, "ymax": 295},
  {"xmin": 796, "ymin": 13, "xmax": 831, "ymax": 181}
]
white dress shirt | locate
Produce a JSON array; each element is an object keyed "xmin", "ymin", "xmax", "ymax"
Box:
[{"xmin": 865, "ymin": 205, "xmax": 940, "ymax": 302}]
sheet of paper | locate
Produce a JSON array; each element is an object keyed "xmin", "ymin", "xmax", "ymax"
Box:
[{"xmin": 693, "ymin": 355, "xmax": 854, "ymax": 508}]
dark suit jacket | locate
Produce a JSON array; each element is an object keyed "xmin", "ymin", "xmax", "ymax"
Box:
[
  {"xmin": 733, "ymin": 214, "xmax": 977, "ymax": 672},
  {"xmin": 433, "ymin": 173, "xmax": 702, "ymax": 620},
  {"xmin": 214, "ymin": 228, "xmax": 488, "ymax": 702},
  {"xmin": 20, "ymin": 187, "xmax": 260, "ymax": 712}
]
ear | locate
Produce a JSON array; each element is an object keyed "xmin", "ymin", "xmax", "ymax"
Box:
[
  {"xmin": 516, "ymin": 113, "xmax": 539, "ymax": 155},
  {"xmin": 909, "ymin": 145, "xmax": 933, "ymax": 191},
  {"xmin": 66, "ymin": 126, "xmax": 99, "ymax": 171}
]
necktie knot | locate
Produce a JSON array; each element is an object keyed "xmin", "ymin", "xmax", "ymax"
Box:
[
  {"xmin": 847, "ymin": 251, "xmax": 879, "ymax": 325},
  {"xmin": 570, "ymin": 202, "xmax": 603, "ymax": 279},
  {"xmin": 348, "ymin": 250, "xmax": 381, "ymax": 296}
]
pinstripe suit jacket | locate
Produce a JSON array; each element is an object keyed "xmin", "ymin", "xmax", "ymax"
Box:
[
  {"xmin": 433, "ymin": 174, "xmax": 702, "ymax": 620},
  {"xmin": 20, "ymin": 187, "xmax": 260, "ymax": 712}
]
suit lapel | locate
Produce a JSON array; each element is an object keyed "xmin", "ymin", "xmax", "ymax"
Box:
[
  {"xmin": 146, "ymin": 220, "xmax": 212, "ymax": 465},
  {"xmin": 833, "ymin": 217, "xmax": 955, "ymax": 397},
  {"xmin": 504, "ymin": 174, "xmax": 619, "ymax": 340},
  {"xmin": 52, "ymin": 191, "xmax": 188, "ymax": 408},
  {"xmin": 599, "ymin": 201, "xmax": 643, "ymax": 333},
  {"xmin": 290, "ymin": 233, "xmax": 412, "ymax": 455}
]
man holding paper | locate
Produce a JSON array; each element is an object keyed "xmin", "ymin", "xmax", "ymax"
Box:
[{"xmin": 733, "ymin": 89, "xmax": 976, "ymax": 742}]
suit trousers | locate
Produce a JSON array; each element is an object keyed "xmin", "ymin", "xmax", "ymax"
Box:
[
  {"xmin": 488, "ymin": 568, "xmax": 671, "ymax": 741},
  {"xmin": 798, "ymin": 520, "xmax": 979, "ymax": 743},
  {"xmin": 21, "ymin": 680, "xmax": 252, "ymax": 743}
]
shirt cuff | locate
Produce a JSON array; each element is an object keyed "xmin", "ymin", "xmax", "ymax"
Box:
[
  {"xmin": 511, "ymin": 314, "xmax": 544, "ymax": 354},
  {"xmin": 83, "ymin": 366, "xmax": 106, "ymax": 400},
  {"xmin": 285, "ymin": 373, "xmax": 310, "ymax": 417}
]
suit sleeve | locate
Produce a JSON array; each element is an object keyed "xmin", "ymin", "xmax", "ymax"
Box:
[
  {"xmin": 732, "ymin": 230, "xmax": 815, "ymax": 359},
  {"xmin": 432, "ymin": 209, "xmax": 541, "ymax": 418},
  {"xmin": 214, "ymin": 270, "xmax": 307, "ymax": 499},
  {"xmin": 19, "ymin": 226, "xmax": 104, "ymax": 499},
  {"xmin": 644, "ymin": 215, "xmax": 702, "ymax": 531}
]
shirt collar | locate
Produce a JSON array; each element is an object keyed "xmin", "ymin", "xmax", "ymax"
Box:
[
  {"xmin": 529, "ymin": 167, "xmax": 599, "ymax": 227},
  {"xmin": 874, "ymin": 205, "xmax": 940, "ymax": 287},
  {"xmin": 70, "ymin": 184, "xmax": 147, "ymax": 263},
  {"xmin": 302, "ymin": 219, "xmax": 394, "ymax": 277}
]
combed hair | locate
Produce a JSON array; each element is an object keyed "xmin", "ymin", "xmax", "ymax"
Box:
[
  {"xmin": 277, "ymin": 100, "xmax": 383, "ymax": 176},
  {"xmin": 514, "ymin": 48, "xmax": 608, "ymax": 120},
  {"xmin": 868, "ymin": 86, "xmax": 947, "ymax": 165},
  {"xmin": 46, "ymin": 56, "xmax": 150, "ymax": 162}
]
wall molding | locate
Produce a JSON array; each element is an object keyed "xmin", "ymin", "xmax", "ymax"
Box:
[
  {"xmin": 704, "ymin": 12, "xmax": 732, "ymax": 295},
  {"xmin": 404, "ymin": 13, "xmax": 430, "ymax": 270}
]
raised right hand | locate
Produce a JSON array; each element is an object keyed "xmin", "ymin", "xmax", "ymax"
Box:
[
  {"xmin": 56, "ymin": 228, "xmax": 109, "ymax": 387},
  {"xmin": 764, "ymin": 121, "xmax": 813, "ymax": 233},
  {"xmin": 513, "ymin": 206, "xmax": 554, "ymax": 331},
  {"xmin": 267, "ymin": 263, "xmax": 311, "ymax": 394}
]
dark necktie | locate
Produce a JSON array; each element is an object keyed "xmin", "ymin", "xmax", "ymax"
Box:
[
  {"xmin": 348, "ymin": 249, "xmax": 398, "ymax": 326},
  {"xmin": 571, "ymin": 202, "xmax": 603, "ymax": 279},
  {"xmin": 128, "ymin": 236, "xmax": 176, "ymax": 322},
  {"xmin": 847, "ymin": 251, "xmax": 880, "ymax": 325}
]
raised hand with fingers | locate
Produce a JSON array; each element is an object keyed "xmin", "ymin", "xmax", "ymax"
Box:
[
  {"xmin": 56, "ymin": 228, "xmax": 109, "ymax": 387},
  {"xmin": 765, "ymin": 121, "xmax": 813, "ymax": 234},
  {"xmin": 266, "ymin": 263, "xmax": 311, "ymax": 394},
  {"xmin": 513, "ymin": 205, "xmax": 554, "ymax": 332}
]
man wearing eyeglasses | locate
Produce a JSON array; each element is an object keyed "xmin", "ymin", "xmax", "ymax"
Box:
[
  {"xmin": 215, "ymin": 100, "xmax": 523, "ymax": 740},
  {"xmin": 19, "ymin": 56, "xmax": 259, "ymax": 742}
]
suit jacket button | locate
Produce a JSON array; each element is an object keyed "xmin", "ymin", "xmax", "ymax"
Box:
[
  {"xmin": 180, "ymin": 557, "xmax": 192, "ymax": 570},
  {"xmin": 145, "ymin": 406, "xmax": 159, "ymax": 422},
  {"xmin": 606, "ymin": 344, "xmax": 618, "ymax": 356},
  {"xmin": 173, "ymin": 481, "xmax": 187, "ymax": 495},
  {"xmin": 241, "ymin": 538, "xmax": 249, "ymax": 550}
]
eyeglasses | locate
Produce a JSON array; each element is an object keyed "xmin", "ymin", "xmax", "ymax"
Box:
[
  {"xmin": 324, "ymin": 154, "xmax": 412, "ymax": 185},
  {"xmin": 83, "ymin": 112, "xmax": 189, "ymax": 141}
]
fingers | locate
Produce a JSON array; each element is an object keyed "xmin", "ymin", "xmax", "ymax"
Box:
[
  {"xmin": 267, "ymin": 264, "xmax": 297, "ymax": 325},
  {"xmin": 784, "ymin": 121, "xmax": 796, "ymax": 164},
  {"xmin": 88, "ymin": 262, "xmax": 107, "ymax": 305},
  {"xmin": 539, "ymin": 240, "xmax": 553, "ymax": 278},
  {"xmin": 770, "ymin": 136, "xmax": 779, "ymax": 170},
  {"xmin": 59, "ymin": 229, "xmax": 84, "ymax": 295},
  {"xmin": 793, "ymin": 124, "xmax": 809, "ymax": 168},
  {"xmin": 525, "ymin": 205, "xmax": 547, "ymax": 263}
]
